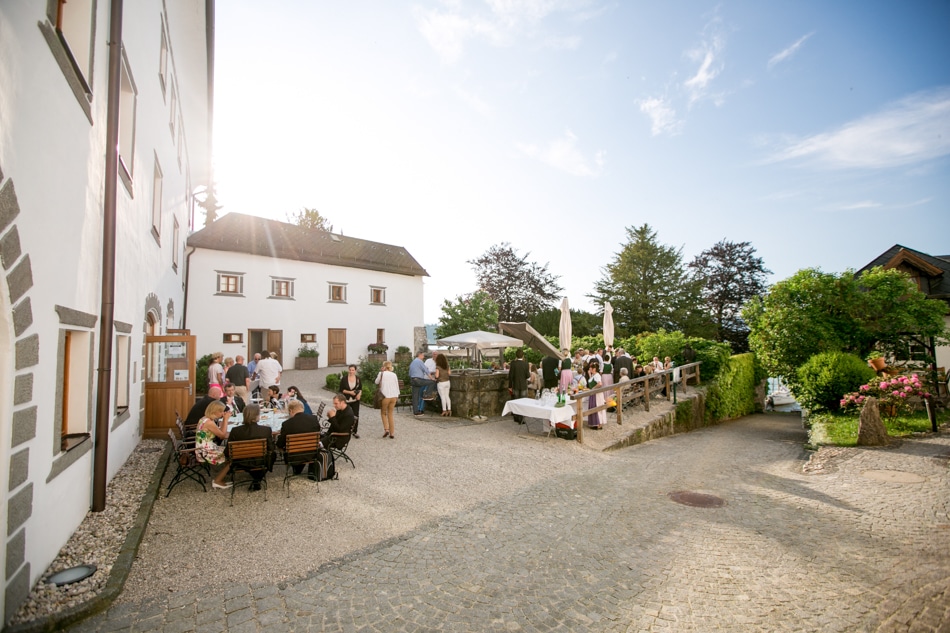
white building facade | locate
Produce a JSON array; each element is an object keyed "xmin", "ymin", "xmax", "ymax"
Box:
[
  {"xmin": 0, "ymin": 0, "xmax": 213, "ymax": 621},
  {"xmin": 185, "ymin": 213, "xmax": 428, "ymax": 369}
]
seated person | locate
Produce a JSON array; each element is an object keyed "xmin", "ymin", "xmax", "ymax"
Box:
[
  {"xmin": 285, "ymin": 385, "xmax": 313, "ymax": 415},
  {"xmin": 184, "ymin": 386, "xmax": 224, "ymax": 431},
  {"xmin": 264, "ymin": 385, "xmax": 281, "ymax": 409},
  {"xmin": 226, "ymin": 404, "xmax": 274, "ymax": 491},
  {"xmin": 220, "ymin": 383, "xmax": 246, "ymax": 414},
  {"xmin": 324, "ymin": 393, "xmax": 355, "ymax": 442},
  {"xmin": 194, "ymin": 401, "xmax": 231, "ymax": 489},
  {"xmin": 277, "ymin": 400, "xmax": 323, "ymax": 478}
]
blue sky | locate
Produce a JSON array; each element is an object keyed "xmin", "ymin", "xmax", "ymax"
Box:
[{"xmin": 211, "ymin": 1, "xmax": 950, "ymax": 324}]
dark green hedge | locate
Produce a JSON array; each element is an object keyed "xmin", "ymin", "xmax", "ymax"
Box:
[{"xmin": 704, "ymin": 353, "xmax": 761, "ymax": 422}]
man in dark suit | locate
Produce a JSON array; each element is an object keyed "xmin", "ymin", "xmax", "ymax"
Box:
[
  {"xmin": 540, "ymin": 355, "xmax": 560, "ymax": 390},
  {"xmin": 277, "ymin": 400, "xmax": 322, "ymax": 477},
  {"xmin": 325, "ymin": 393, "xmax": 354, "ymax": 438},
  {"xmin": 613, "ymin": 348, "xmax": 634, "ymax": 384},
  {"xmin": 183, "ymin": 386, "xmax": 224, "ymax": 434},
  {"xmin": 220, "ymin": 383, "xmax": 246, "ymax": 414},
  {"xmin": 508, "ymin": 349, "xmax": 529, "ymax": 423},
  {"xmin": 228, "ymin": 404, "xmax": 275, "ymax": 491}
]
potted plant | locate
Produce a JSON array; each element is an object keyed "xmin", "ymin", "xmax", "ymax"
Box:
[
  {"xmin": 367, "ymin": 342, "xmax": 388, "ymax": 362},
  {"xmin": 866, "ymin": 351, "xmax": 886, "ymax": 372},
  {"xmin": 394, "ymin": 345, "xmax": 411, "ymax": 363},
  {"xmin": 295, "ymin": 344, "xmax": 320, "ymax": 370}
]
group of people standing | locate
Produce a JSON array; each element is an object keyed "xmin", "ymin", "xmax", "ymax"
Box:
[{"xmin": 408, "ymin": 350, "xmax": 452, "ymax": 417}]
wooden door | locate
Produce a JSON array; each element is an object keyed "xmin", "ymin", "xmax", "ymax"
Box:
[
  {"xmin": 328, "ymin": 328, "xmax": 346, "ymax": 366},
  {"xmin": 144, "ymin": 334, "xmax": 196, "ymax": 439},
  {"xmin": 267, "ymin": 330, "xmax": 283, "ymax": 365}
]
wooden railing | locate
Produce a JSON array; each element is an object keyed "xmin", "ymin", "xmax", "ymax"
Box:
[{"xmin": 570, "ymin": 362, "xmax": 701, "ymax": 444}]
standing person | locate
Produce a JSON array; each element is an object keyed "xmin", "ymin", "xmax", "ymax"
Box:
[
  {"xmin": 256, "ymin": 350, "xmax": 282, "ymax": 388},
  {"xmin": 651, "ymin": 356, "xmax": 664, "ymax": 372},
  {"xmin": 247, "ymin": 353, "xmax": 262, "ymax": 379},
  {"xmin": 559, "ymin": 351, "xmax": 573, "ymax": 393},
  {"xmin": 409, "ymin": 351, "xmax": 435, "ymax": 416},
  {"xmin": 435, "ymin": 353, "xmax": 453, "ymax": 417},
  {"xmin": 613, "ymin": 349, "xmax": 634, "ymax": 384},
  {"xmin": 602, "ymin": 352, "xmax": 614, "ymax": 389},
  {"xmin": 220, "ymin": 383, "xmax": 246, "ymax": 414},
  {"xmin": 540, "ymin": 355, "xmax": 560, "ymax": 390},
  {"xmin": 207, "ymin": 353, "xmax": 225, "ymax": 392},
  {"xmin": 227, "ymin": 404, "xmax": 274, "ymax": 491},
  {"xmin": 375, "ymin": 361, "xmax": 400, "ymax": 438},
  {"xmin": 425, "ymin": 351, "xmax": 438, "ymax": 377},
  {"xmin": 527, "ymin": 363, "xmax": 540, "ymax": 398},
  {"xmin": 226, "ymin": 355, "xmax": 251, "ymax": 402},
  {"xmin": 507, "ymin": 349, "xmax": 529, "ymax": 423},
  {"xmin": 341, "ymin": 365, "xmax": 362, "ymax": 438},
  {"xmin": 586, "ymin": 360, "xmax": 605, "ymax": 430}
]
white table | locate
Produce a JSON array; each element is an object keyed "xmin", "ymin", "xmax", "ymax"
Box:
[
  {"xmin": 227, "ymin": 410, "xmax": 289, "ymax": 434},
  {"xmin": 501, "ymin": 397, "xmax": 577, "ymax": 431}
]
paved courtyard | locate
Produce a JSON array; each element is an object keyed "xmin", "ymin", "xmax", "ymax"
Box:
[{"xmin": 69, "ymin": 408, "xmax": 950, "ymax": 632}]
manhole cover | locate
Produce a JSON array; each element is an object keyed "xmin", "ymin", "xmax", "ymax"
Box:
[
  {"xmin": 668, "ymin": 491, "xmax": 726, "ymax": 508},
  {"xmin": 861, "ymin": 470, "xmax": 926, "ymax": 484}
]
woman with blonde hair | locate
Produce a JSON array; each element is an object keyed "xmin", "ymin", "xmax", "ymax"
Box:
[
  {"xmin": 195, "ymin": 400, "xmax": 231, "ymax": 488},
  {"xmin": 375, "ymin": 361, "xmax": 400, "ymax": 438},
  {"xmin": 207, "ymin": 353, "xmax": 225, "ymax": 392}
]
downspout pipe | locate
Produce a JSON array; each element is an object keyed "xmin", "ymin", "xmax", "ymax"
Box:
[{"xmin": 92, "ymin": 0, "xmax": 123, "ymax": 512}]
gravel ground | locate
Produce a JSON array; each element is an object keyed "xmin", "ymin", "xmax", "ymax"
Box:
[
  {"xmin": 9, "ymin": 368, "xmax": 686, "ymax": 623},
  {"xmin": 8, "ymin": 440, "xmax": 166, "ymax": 625}
]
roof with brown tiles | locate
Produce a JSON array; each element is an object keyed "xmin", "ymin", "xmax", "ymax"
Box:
[
  {"xmin": 187, "ymin": 213, "xmax": 428, "ymax": 277},
  {"xmin": 858, "ymin": 244, "xmax": 950, "ymax": 300}
]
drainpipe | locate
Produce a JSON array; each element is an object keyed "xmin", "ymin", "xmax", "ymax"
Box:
[
  {"xmin": 92, "ymin": 0, "xmax": 123, "ymax": 512},
  {"xmin": 182, "ymin": 246, "xmax": 196, "ymax": 328}
]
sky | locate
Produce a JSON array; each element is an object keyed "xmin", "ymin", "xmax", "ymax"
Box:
[{"xmin": 210, "ymin": 1, "xmax": 950, "ymax": 325}]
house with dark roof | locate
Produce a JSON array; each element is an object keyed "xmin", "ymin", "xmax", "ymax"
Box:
[
  {"xmin": 185, "ymin": 213, "xmax": 428, "ymax": 368},
  {"xmin": 858, "ymin": 244, "xmax": 950, "ymax": 372}
]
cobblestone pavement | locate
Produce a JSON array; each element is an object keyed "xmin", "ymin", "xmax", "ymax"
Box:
[{"xmin": 70, "ymin": 414, "xmax": 950, "ymax": 632}]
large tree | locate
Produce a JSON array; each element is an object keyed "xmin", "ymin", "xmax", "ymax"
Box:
[
  {"xmin": 469, "ymin": 243, "xmax": 562, "ymax": 322},
  {"xmin": 744, "ymin": 266, "xmax": 948, "ymax": 384},
  {"xmin": 530, "ymin": 307, "xmax": 602, "ymax": 338},
  {"xmin": 590, "ymin": 224, "xmax": 708, "ymax": 337},
  {"xmin": 287, "ymin": 207, "xmax": 333, "ymax": 232},
  {"xmin": 688, "ymin": 239, "xmax": 771, "ymax": 352},
  {"xmin": 435, "ymin": 291, "xmax": 500, "ymax": 339}
]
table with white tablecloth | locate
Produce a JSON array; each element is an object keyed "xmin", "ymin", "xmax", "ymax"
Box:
[
  {"xmin": 226, "ymin": 409, "xmax": 289, "ymax": 434},
  {"xmin": 501, "ymin": 397, "xmax": 577, "ymax": 431}
]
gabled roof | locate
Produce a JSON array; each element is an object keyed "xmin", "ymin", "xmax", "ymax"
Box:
[
  {"xmin": 187, "ymin": 213, "xmax": 428, "ymax": 277},
  {"xmin": 858, "ymin": 244, "xmax": 950, "ymax": 299}
]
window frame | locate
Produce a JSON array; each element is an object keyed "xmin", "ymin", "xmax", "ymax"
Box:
[
  {"xmin": 172, "ymin": 217, "xmax": 180, "ymax": 272},
  {"xmin": 117, "ymin": 46, "xmax": 138, "ymax": 192},
  {"xmin": 301, "ymin": 333, "xmax": 317, "ymax": 343},
  {"xmin": 40, "ymin": 0, "xmax": 98, "ymax": 121},
  {"xmin": 328, "ymin": 282, "xmax": 347, "ymax": 303},
  {"xmin": 370, "ymin": 286, "xmax": 386, "ymax": 305},
  {"xmin": 215, "ymin": 271, "xmax": 245, "ymax": 297},
  {"xmin": 114, "ymin": 334, "xmax": 131, "ymax": 414},
  {"xmin": 270, "ymin": 277, "xmax": 295, "ymax": 300},
  {"xmin": 223, "ymin": 333, "xmax": 243, "ymax": 344},
  {"xmin": 151, "ymin": 154, "xmax": 163, "ymax": 242},
  {"xmin": 158, "ymin": 18, "xmax": 169, "ymax": 96}
]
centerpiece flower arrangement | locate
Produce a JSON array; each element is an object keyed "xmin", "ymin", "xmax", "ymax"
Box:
[{"xmin": 840, "ymin": 373, "xmax": 930, "ymax": 417}]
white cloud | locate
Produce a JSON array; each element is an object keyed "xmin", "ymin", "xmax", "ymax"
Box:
[
  {"xmin": 516, "ymin": 129, "xmax": 605, "ymax": 176},
  {"xmin": 414, "ymin": 0, "xmax": 599, "ymax": 64},
  {"xmin": 767, "ymin": 32, "xmax": 814, "ymax": 70},
  {"xmin": 638, "ymin": 97, "xmax": 683, "ymax": 136},
  {"xmin": 454, "ymin": 86, "xmax": 495, "ymax": 117},
  {"xmin": 833, "ymin": 200, "xmax": 882, "ymax": 211},
  {"xmin": 683, "ymin": 35, "xmax": 725, "ymax": 104},
  {"xmin": 768, "ymin": 87, "xmax": 950, "ymax": 169}
]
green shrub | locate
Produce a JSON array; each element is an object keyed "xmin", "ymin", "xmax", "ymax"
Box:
[
  {"xmin": 704, "ymin": 353, "xmax": 760, "ymax": 421},
  {"xmin": 196, "ymin": 353, "xmax": 213, "ymax": 395},
  {"xmin": 325, "ymin": 372, "xmax": 341, "ymax": 391},
  {"xmin": 795, "ymin": 351, "xmax": 875, "ymax": 412}
]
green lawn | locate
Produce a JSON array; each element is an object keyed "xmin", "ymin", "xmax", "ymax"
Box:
[{"xmin": 807, "ymin": 408, "xmax": 949, "ymax": 447}]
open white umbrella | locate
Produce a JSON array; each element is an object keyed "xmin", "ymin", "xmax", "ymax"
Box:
[
  {"xmin": 603, "ymin": 301, "xmax": 615, "ymax": 348},
  {"xmin": 558, "ymin": 297, "xmax": 572, "ymax": 354}
]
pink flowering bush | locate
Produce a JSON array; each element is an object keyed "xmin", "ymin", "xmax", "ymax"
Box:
[{"xmin": 840, "ymin": 373, "xmax": 931, "ymax": 417}]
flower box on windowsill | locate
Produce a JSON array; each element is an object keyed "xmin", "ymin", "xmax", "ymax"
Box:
[{"xmin": 394, "ymin": 352, "xmax": 411, "ymax": 363}]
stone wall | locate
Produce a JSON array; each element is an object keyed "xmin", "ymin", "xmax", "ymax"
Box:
[
  {"xmin": 606, "ymin": 391, "xmax": 707, "ymax": 451},
  {"xmin": 441, "ymin": 371, "xmax": 509, "ymax": 418}
]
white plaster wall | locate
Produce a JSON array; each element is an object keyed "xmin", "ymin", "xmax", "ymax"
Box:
[
  {"xmin": 936, "ymin": 314, "xmax": 950, "ymax": 376},
  {"xmin": 0, "ymin": 0, "xmax": 208, "ymax": 601},
  {"xmin": 186, "ymin": 248, "xmax": 425, "ymax": 366}
]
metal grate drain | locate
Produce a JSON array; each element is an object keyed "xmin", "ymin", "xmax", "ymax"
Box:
[{"xmin": 668, "ymin": 491, "xmax": 726, "ymax": 508}]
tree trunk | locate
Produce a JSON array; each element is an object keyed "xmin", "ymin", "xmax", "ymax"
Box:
[{"xmin": 857, "ymin": 397, "xmax": 889, "ymax": 446}]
